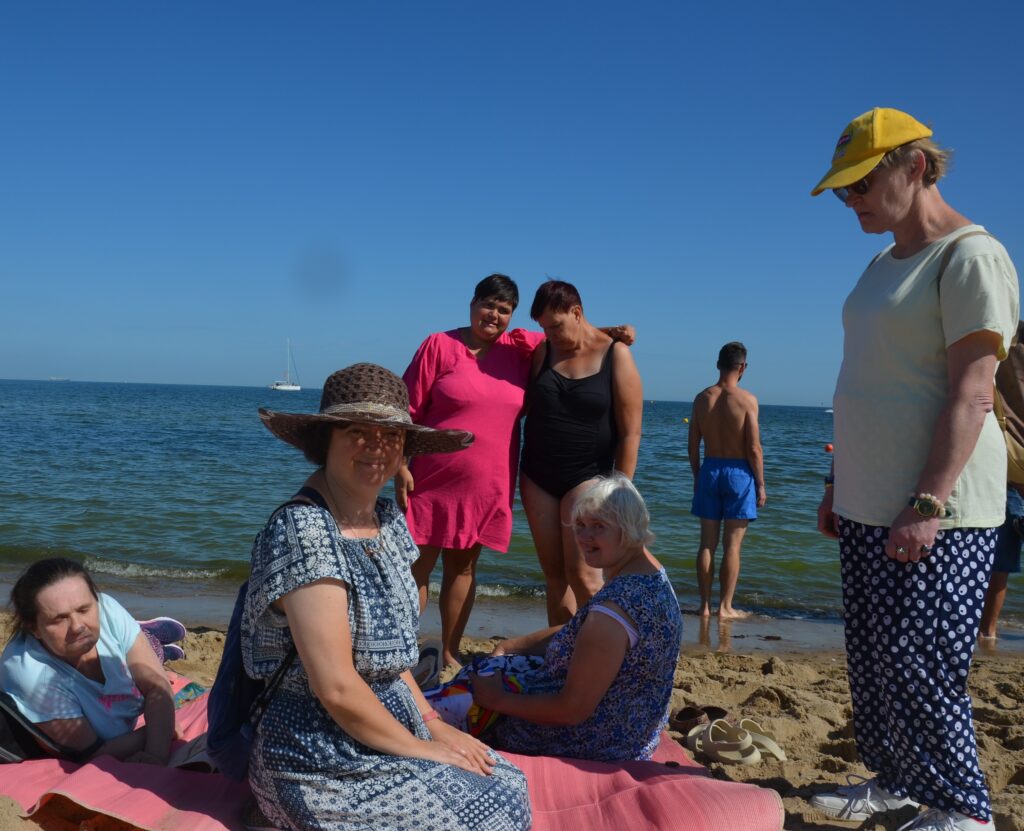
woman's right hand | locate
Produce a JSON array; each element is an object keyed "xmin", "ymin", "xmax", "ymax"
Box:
[
  {"xmin": 817, "ymin": 486, "xmax": 839, "ymax": 538},
  {"xmin": 394, "ymin": 466, "xmax": 414, "ymax": 510},
  {"xmin": 414, "ymin": 736, "xmax": 495, "ymax": 776}
]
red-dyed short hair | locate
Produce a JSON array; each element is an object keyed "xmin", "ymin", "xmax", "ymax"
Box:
[{"xmin": 530, "ymin": 280, "xmax": 582, "ymax": 321}]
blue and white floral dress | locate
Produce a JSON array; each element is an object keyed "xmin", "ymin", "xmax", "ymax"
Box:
[
  {"xmin": 241, "ymin": 497, "xmax": 531, "ymax": 831},
  {"xmin": 494, "ymin": 569, "xmax": 683, "ymax": 761}
]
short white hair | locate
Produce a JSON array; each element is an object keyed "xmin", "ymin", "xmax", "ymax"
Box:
[{"xmin": 571, "ymin": 474, "xmax": 654, "ymax": 549}]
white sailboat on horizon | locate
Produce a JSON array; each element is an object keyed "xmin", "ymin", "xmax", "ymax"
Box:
[{"xmin": 270, "ymin": 339, "xmax": 301, "ymax": 391}]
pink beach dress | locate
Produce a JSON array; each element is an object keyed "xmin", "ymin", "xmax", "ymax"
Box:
[{"xmin": 402, "ymin": 327, "xmax": 544, "ymax": 552}]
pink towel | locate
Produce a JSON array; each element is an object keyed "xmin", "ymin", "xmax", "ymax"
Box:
[{"xmin": 0, "ymin": 697, "xmax": 783, "ymax": 831}]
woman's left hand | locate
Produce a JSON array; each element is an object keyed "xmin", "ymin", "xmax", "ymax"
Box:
[
  {"xmin": 886, "ymin": 506, "xmax": 940, "ymax": 562},
  {"xmin": 426, "ymin": 717, "xmax": 497, "ymax": 775},
  {"xmin": 470, "ymin": 670, "xmax": 504, "ymax": 709}
]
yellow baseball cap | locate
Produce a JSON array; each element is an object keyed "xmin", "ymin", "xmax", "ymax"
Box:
[{"xmin": 810, "ymin": 107, "xmax": 933, "ymax": 196}]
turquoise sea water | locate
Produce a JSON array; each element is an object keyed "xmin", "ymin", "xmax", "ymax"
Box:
[{"xmin": 1, "ymin": 379, "xmax": 1020, "ymax": 625}]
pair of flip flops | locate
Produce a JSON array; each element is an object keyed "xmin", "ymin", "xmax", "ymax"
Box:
[{"xmin": 684, "ymin": 718, "xmax": 786, "ymax": 765}]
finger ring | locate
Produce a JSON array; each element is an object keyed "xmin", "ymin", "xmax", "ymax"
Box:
[
  {"xmin": 895, "ymin": 546, "xmax": 907, "ymax": 555},
  {"xmin": 919, "ymin": 545, "xmax": 932, "ymax": 553}
]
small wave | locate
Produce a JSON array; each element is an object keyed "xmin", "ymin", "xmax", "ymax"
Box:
[
  {"xmin": 426, "ymin": 581, "xmax": 544, "ymax": 600},
  {"xmin": 83, "ymin": 555, "xmax": 228, "ymax": 581}
]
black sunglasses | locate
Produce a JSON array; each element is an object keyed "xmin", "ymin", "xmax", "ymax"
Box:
[{"xmin": 832, "ymin": 170, "xmax": 875, "ymax": 203}]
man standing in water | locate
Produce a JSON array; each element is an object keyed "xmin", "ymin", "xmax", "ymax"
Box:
[{"xmin": 689, "ymin": 341, "xmax": 766, "ymax": 618}]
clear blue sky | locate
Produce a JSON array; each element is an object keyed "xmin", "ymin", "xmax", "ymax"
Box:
[{"xmin": 2, "ymin": 1, "xmax": 1021, "ymax": 405}]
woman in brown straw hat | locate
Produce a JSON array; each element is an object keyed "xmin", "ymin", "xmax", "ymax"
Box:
[
  {"xmin": 810, "ymin": 108, "xmax": 1019, "ymax": 831},
  {"xmin": 242, "ymin": 363, "xmax": 530, "ymax": 831}
]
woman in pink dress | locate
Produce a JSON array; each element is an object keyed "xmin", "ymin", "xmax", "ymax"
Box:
[
  {"xmin": 396, "ymin": 275, "xmax": 543, "ymax": 669},
  {"xmin": 397, "ymin": 275, "xmax": 632, "ymax": 669}
]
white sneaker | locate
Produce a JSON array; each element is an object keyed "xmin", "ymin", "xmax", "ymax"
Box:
[
  {"xmin": 810, "ymin": 775, "xmax": 919, "ymax": 821},
  {"xmin": 897, "ymin": 808, "xmax": 993, "ymax": 830}
]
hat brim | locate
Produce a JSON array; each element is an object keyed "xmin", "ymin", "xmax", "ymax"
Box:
[
  {"xmin": 258, "ymin": 408, "xmax": 473, "ymax": 457},
  {"xmin": 810, "ymin": 152, "xmax": 886, "ymax": 196}
]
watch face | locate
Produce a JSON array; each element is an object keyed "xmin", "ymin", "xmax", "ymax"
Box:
[{"xmin": 914, "ymin": 499, "xmax": 936, "ymax": 517}]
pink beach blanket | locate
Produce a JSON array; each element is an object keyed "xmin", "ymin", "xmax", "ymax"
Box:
[{"xmin": 0, "ymin": 695, "xmax": 783, "ymax": 831}]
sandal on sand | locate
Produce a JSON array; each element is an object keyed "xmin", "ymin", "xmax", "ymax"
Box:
[
  {"xmin": 686, "ymin": 719, "xmax": 761, "ymax": 765},
  {"xmin": 738, "ymin": 718, "xmax": 787, "ymax": 761},
  {"xmin": 412, "ymin": 639, "xmax": 442, "ymax": 690},
  {"xmin": 669, "ymin": 705, "xmax": 734, "ymax": 734}
]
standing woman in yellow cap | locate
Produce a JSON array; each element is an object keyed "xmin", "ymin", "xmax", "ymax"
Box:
[{"xmin": 810, "ymin": 109, "xmax": 1019, "ymax": 831}]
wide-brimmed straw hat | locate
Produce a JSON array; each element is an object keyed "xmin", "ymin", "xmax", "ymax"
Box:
[
  {"xmin": 810, "ymin": 107, "xmax": 933, "ymax": 196},
  {"xmin": 259, "ymin": 363, "xmax": 473, "ymax": 457}
]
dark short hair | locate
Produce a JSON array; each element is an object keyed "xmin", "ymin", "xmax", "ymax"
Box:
[
  {"xmin": 8, "ymin": 558, "xmax": 100, "ymax": 641},
  {"xmin": 717, "ymin": 342, "xmax": 747, "ymax": 371},
  {"xmin": 530, "ymin": 280, "xmax": 583, "ymax": 321},
  {"xmin": 301, "ymin": 423, "xmax": 336, "ymax": 466},
  {"xmin": 472, "ymin": 274, "xmax": 519, "ymax": 309}
]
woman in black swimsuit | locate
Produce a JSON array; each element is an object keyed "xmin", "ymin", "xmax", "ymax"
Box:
[{"xmin": 520, "ymin": 280, "xmax": 644, "ymax": 625}]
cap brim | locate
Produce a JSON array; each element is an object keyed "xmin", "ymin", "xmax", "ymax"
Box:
[
  {"xmin": 810, "ymin": 152, "xmax": 886, "ymax": 196},
  {"xmin": 258, "ymin": 408, "xmax": 473, "ymax": 457}
]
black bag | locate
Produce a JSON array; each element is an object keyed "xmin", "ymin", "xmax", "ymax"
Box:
[
  {"xmin": 0, "ymin": 689, "xmax": 88, "ymax": 764},
  {"xmin": 206, "ymin": 488, "xmax": 325, "ymax": 781}
]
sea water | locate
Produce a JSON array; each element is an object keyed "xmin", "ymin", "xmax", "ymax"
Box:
[{"xmin": 1, "ymin": 379, "xmax": 1019, "ymax": 625}]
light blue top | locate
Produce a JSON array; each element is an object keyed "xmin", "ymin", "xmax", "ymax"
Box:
[{"xmin": 0, "ymin": 593, "xmax": 144, "ymax": 740}]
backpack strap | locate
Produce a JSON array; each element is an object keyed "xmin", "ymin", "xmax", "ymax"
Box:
[
  {"xmin": 936, "ymin": 229, "xmax": 993, "ymax": 290},
  {"xmin": 245, "ymin": 487, "xmax": 328, "ymax": 728}
]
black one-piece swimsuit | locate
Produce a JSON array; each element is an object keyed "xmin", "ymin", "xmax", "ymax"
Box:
[{"xmin": 520, "ymin": 342, "xmax": 618, "ymax": 498}]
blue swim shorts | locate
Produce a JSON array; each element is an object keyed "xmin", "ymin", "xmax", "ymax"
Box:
[
  {"xmin": 691, "ymin": 457, "xmax": 757, "ymax": 521},
  {"xmin": 992, "ymin": 486, "xmax": 1024, "ymax": 574}
]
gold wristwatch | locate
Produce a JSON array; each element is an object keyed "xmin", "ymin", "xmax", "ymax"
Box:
[{"xmin": 907, "ymin": 493, "xmax": 948, "ymax": 519}]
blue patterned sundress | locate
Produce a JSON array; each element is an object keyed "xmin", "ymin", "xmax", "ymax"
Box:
[
  {"xmin": 241, "ymin": 496, "xmax": 531, "ymax": 831},
  {"xmin": 494, "ymin": 569, "xmax": 683, "ymax": 761}
]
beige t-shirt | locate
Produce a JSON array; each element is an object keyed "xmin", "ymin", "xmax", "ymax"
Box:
[{"xmin": 833, "ymin": 225, "xmax": 1019, "ymax": 529}]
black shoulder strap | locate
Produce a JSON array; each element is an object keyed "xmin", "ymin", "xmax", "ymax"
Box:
[
  {"xmin": 248, "ymin": 645, "xmax": 297, "ymax": 728},
  {"xmin": 284, "ymin": 486, "xmax": 328, "ymax": 511},
  {"xmin": 247, "ymin": 488, "xmax": 327, "ymax": 727}
]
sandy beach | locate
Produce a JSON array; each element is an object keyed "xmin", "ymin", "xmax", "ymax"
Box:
[{"xmin": 1, "ymin": 613, "xmax": 1023, "ymax": 831}]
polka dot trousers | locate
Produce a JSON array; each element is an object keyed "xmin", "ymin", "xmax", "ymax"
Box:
[{"xmin": 837, "ymin": 518, "xmax": 995, "ymax": 821}]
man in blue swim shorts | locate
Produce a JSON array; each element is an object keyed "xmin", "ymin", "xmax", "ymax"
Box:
[{"xmin": 688, "ymin": 342, "xmax": 767, "ymax": 619}]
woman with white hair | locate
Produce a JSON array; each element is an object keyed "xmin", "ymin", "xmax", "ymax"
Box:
[{"xmin": 469, "ymin": 474, "xmax": 682, "ymax": 761}]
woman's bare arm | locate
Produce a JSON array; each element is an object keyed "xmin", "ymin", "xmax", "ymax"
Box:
[
  {"xmin": 611, "ymin": 342, "xmax": 643, "ymax": 478},
  {"xmin": 886, "ymin": 329, "xmax": 1002, "ymax": 561},
  {"xmin": 123, "ymin": 632, "xmax": 176, "ymax": 763},
  {"xmin": 280, "ymin": 579, "xmax": 490, "ymax": 774},
  {"xmin": 473, "ymin": 610, "xmax": 628, "ymax": 726}
]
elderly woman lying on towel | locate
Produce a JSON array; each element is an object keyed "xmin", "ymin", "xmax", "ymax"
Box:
[
  {"xmin": 0, "ymin": 558, "xmax": 182, "ymax": 764},
  {"xmin": 425, "ymin": 475, "xmax": 684, "ymax": 761}
]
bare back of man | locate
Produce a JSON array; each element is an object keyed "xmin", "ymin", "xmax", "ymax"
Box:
[{"xmin": 688, "ymin": 343, "xmax": 766, "ymax": 619}]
